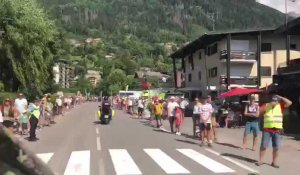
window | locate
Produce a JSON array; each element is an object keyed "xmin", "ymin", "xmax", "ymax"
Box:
[
  {"xmin": 188, "ymin": 73, "xmax": 192, "ymax": 82},
  {"xmin": 205, "ymin": 43, "xmax": 218, "ymax": 56},
  {"xmin": 209, "ymin": 67, "xmax": 218, "ymax": 78},
  {"xmin": 199, "ymin": 51, "xmax": 202, "ymax": 60},
  {"xmin": 261, "ymin": 43, "xmax": 272, "ymax": 52},
  {"xmin": 188, "ymin": 54, "xmax": 194, "ymax": 70},
  {"xmin": 198, "ymin": 71, "xmax": 201, "ymax": 80},
  {"xmin": 261, "ymin": 66, "xmax": 271, "ymax": 76},
  {"xmin": 290, "ymin": 44, "xmax": 297, "ymax": 50}
]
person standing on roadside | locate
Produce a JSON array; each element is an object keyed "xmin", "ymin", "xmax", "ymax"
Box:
[
  {"xmin": 199, "ymin": 95, "xmax": 213, "ymax": 147},
  {"xmin": 180, "ymin": 97, "xmax": 189, "ymax": 117},
  {"xmin": 137, "ymin": 97, "xmax": 145, "ymax": 119},
  {"xmin": 14, "ymin": 93, "xmax": 28, "ymax": 133},
  {"xmin": 207, "ymin": 95, "xmax": 218, "ymax": 142},
  {"xmin": 241, "ymin": 95, "xmax": 260, "ymax": 151},
  {"xmin": 193, "ymin": 98, "xmax": 201, "ymax": 136},
  {"xmin": 154, "ymin": 99, "xmax": 163, "ymax": 128},
  {"xmin": 256, "ymin": 95, "xmax": 292, "ymax": 168},
  {"xmin": 28, "ymin": 98, "xmax": 41, "ymax": 141},
  {"xmin": 167, "ymin": 96, "xmax": 179, "ymax": 133}
]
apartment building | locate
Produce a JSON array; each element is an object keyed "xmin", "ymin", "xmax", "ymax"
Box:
[
  {"xmin": 170, "ymin": 20, "xmax": 300, "ymax": 97},
  {"xmin": 53, "ymin": 63, "xmax": 75, "ymax": 88}
]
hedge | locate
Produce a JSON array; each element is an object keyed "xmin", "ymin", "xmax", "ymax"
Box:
[{"xmin": 0, "ymin": 92, "xmax": 17, "ymax": 103}]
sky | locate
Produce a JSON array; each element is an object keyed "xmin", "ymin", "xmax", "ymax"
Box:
[{"xmin": 256, "ymin": 0, "xmax": 300, "ymax": 16}]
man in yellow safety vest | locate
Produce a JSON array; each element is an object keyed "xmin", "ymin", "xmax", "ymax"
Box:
[
  {"xmin": 256, "ymin": 95, "xmax": 292, "ymax": 168},
  {"xmin": 28, "ymin": 98, "xmax": 41, "ymax": 142}
]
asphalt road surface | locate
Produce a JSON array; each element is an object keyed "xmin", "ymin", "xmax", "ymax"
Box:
[{"xmin": 23, "ymin": 102, "xmax": 300, "ymax": 175}]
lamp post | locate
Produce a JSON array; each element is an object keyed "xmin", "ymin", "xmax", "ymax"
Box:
[{"xmin": 285, "ymin": 0, "xmax": 291, "ymax": 65}]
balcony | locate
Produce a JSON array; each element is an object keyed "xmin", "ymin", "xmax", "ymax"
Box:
[
  {"xmin": 230, "ymin": 76, "xmax": 258, "ymax": 87},
  {"xmin": 220, "ymin": 50, "xmax": 257, "ymax": 63},
  {"xmin": 221, "ymin": 76, "xmax": 258, "ymax": 87}
]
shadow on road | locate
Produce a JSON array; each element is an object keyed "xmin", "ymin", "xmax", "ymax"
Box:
[
  {"xmin": 93, "ymin": 121, "xmax": 101, "ymax": 125},
  {"xmin": 181, "ymin": 133, "xmax": 198, "ymax": 140},
  {"xmin": 221, "ymin": 153, "xmax": 257, "ymax": 163},
  {"xmin": 215, "ymin": 142, "xmax": 241, "ymax": 149},
  {"xmin": 175, "ymin": 139, "xmax": 198, "ymax": 145}
]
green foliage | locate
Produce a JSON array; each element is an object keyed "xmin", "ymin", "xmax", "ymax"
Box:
[
  {"xmin": 0, "ymin": 81, "xmax": 4, "ymax": 92},
  {"xmin": 0, "ymin": 92, "xmax": 17, "ymax": 103},
  {"xmin": 0, "ymin": 0, "xmax": 57, "ymax": 95}
]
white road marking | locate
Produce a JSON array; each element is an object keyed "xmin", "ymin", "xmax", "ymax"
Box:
[
  {"xmin": 96, "ymin": 127, "xmax": 99, "ymax": 134},
  {"xmin": 96, "ymin": 137, "xmax": 101, "ymax": 151},
  {"xmin": 109, "ymin": 149, "xmax": 142, "ymax": 175},
  {"xmin": 36, "ymin": 153, "xmax": 54, "ymax": 164},
  {"xmin": 205, "ymin": 148, "xmax": 259, "ymax": 174},
  {"xmin": 144, "ymin": 149, "xmax": 190, "ymax": 174},
  {"xmin": 177, "ymin": 149, "xmax": 235, "ymax": 173},
  {"xmin": 64, "ymin": 150, "xmax": 90, "ymax": 175},
  {"xmin": 99, "ymin": 158, "xmax": 106, "ymax": 175}
]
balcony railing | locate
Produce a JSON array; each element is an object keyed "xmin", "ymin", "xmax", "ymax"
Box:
[
  {"xmin": 230, "ymin": 76, "xmax": 258, "ymax": 86},
  {"xmin": 220, "ymin": 50, "xmax": 257, "ymax": 62}
]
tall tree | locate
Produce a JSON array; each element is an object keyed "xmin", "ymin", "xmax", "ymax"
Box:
[{"xmin": 0, "ymin": 0, "xmax": 56, "ymax": 95}]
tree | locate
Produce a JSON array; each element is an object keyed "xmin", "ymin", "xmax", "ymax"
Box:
[{"xmin": 0, "ymin": 0, "xmax": 57, "ymax": 95}]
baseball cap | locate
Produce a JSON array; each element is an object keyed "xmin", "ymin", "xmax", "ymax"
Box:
[{"xmin": 170, "ymin": 96, "xmax": 175, "ymax": 100}]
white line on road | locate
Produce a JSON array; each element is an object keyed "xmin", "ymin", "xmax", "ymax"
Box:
[
  {"xmin": 96, "ymin": 137, "xmax": 102, "ymax": 151},
  {"xmin": 177, "ymin": 149, "xmax": 235, "ymax": 173},
  {"xmin": 205, "ymin": 148, "xmax": 259, "ymax": 174},
  {"xmin": 109, "ymin": 149, "xmax": 142, "ymax": 175},
  {"xmin": 36, "ymin": 153, "xmax": 54, "ymax": 164},
  {"xmin": 64, "ymin": 150, "xmax": 90, "ymax": 175},
  {"xmin": 144, "ymin": 149, "xmax": 190, "ymax": 174},
  {"xmin": 96, "ymin": 127, "xmax": 99, "ymax": 134}
]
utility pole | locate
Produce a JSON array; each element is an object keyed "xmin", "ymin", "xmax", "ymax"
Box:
[
  {"xmin": 207, "ymin": 12, "xmax": 216, "ymax": 31},
  {"xmin": 285, "ymin": 0, "xmax": 292, "ymax": 65}
]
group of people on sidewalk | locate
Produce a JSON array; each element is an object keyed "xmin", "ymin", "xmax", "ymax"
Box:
[
  {"xmin": 117, "ymin": 92, "xmax": 292, "ymax": 169},
  {"xmin": 0, "ymin": 92, "xmax": 85, "ymax": 141}
]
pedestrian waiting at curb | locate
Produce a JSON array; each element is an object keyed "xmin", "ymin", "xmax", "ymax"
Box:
[
  {"xmin": 256, "ymin": 94, "xmax": 292, "ymax": 168},
  {"xmin": 199, "ymin": 95, "xmax": 213, "ymax": 147},
  {"xmin": 241, "ymin": 95, "xmax": 260, "ymax": 151}
]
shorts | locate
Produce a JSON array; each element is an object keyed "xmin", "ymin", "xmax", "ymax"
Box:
[
  {"xmin": 138, "ymin": 107, "xmax": 144, "ymax": 113},
  {"xmin": 155, "ymin": 115, "xmax": 161, "ymax": 120},
  {"xmin": 244, "ymin": 121, "xmax": 260, "ymax": 137},
  {"xmin": 260, "ymin": 131, "xmax": 281, "ymax": 149},
  {"xmin": 200, "ymin": 123, "xmax": 211, "ymax": 130},
  {"xmin": 22, "ymin": 123, "xmax": 28, "ymax": 130}
]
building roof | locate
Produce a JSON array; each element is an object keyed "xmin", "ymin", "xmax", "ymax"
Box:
[
  {"xmin": 275, "ymin": 17, "xmax": 300, "ymax": 35},
  {"xmin": 170, "ymin": 28, "xmax": 275, "ymax": 59}
]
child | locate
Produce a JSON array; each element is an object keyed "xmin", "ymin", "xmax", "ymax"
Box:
[
  {"xmin": 21, "ymin": 113, "xmax": 28, "ymax": 135},
  {"xmin": 154, "ymin": 100, "xmax": 163, "ymax": 128},
  {"xmin": 199, "ymin": 95, "xmax": 213, "ymax": 147}
]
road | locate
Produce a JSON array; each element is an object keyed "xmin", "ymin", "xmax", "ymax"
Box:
[{"xmin": 23, "ymin": 102, "xmax": 300, "ymax": 175}]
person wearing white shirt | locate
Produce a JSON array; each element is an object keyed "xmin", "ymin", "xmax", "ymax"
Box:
[
  {"xmin": 199, "ymin": 95, "xmax": 213, "ymax": 147},
  {"xmin": 167, "ymin": 96, "xmax": 179, "ymax": 133},
  {"xmin": 14, "ymin": 93, "xmax": 28, "ymax": 118}
]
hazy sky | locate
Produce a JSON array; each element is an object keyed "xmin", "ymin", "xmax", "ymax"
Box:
[{"xmin": 257, "ymin": 0, "xmax": 300, "ymax": 15}]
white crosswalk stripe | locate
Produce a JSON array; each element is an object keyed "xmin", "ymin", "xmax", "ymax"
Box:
[
  {"xmin": 177, "ymin": 149, "xmax": 235, "ymax": 173},
  {"xmin": 109, "ymin": 149, "xmax": 142, "ymax": 175},
  {"xmin": 36, "ymin": 153, "xmax": 54, "ymax": 164},
  {"xmin": 63, "ymin": 150, "xmax": 90, "ymax": 175},
  {"xmin": 37, "ymin": 148, "xmax": 258, "ymax": 174},
  {"xmin": 144, "ymin": 149, "xmax": 190, "ymax": 174}
]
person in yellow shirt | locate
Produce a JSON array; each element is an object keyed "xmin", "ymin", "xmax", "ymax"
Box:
[{"xmin": 154, "ymin": 99, "xmax": 163, "ymax": 128}]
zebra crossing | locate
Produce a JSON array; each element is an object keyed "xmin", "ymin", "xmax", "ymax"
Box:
[{"xmin": 36, "ymin": 148, "xmax": 258, "ymax": 175}]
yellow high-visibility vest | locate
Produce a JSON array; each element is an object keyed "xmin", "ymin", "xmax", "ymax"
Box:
[
  {"xmin": 264, "ymin": 103, "xmax": 283, "ymax": 129},
  {"xmin": 31, "ymin": 104, "xmax": 40, "ymax": 119}
]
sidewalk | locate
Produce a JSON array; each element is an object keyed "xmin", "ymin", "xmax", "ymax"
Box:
[{"xmin": 135, "ymin": 115, "xmax": 300, "ymax": 175}]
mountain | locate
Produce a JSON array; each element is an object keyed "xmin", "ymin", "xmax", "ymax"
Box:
[{"xmin": 38, "ymin": 0, "xmax": 285, "ymax": 71}]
